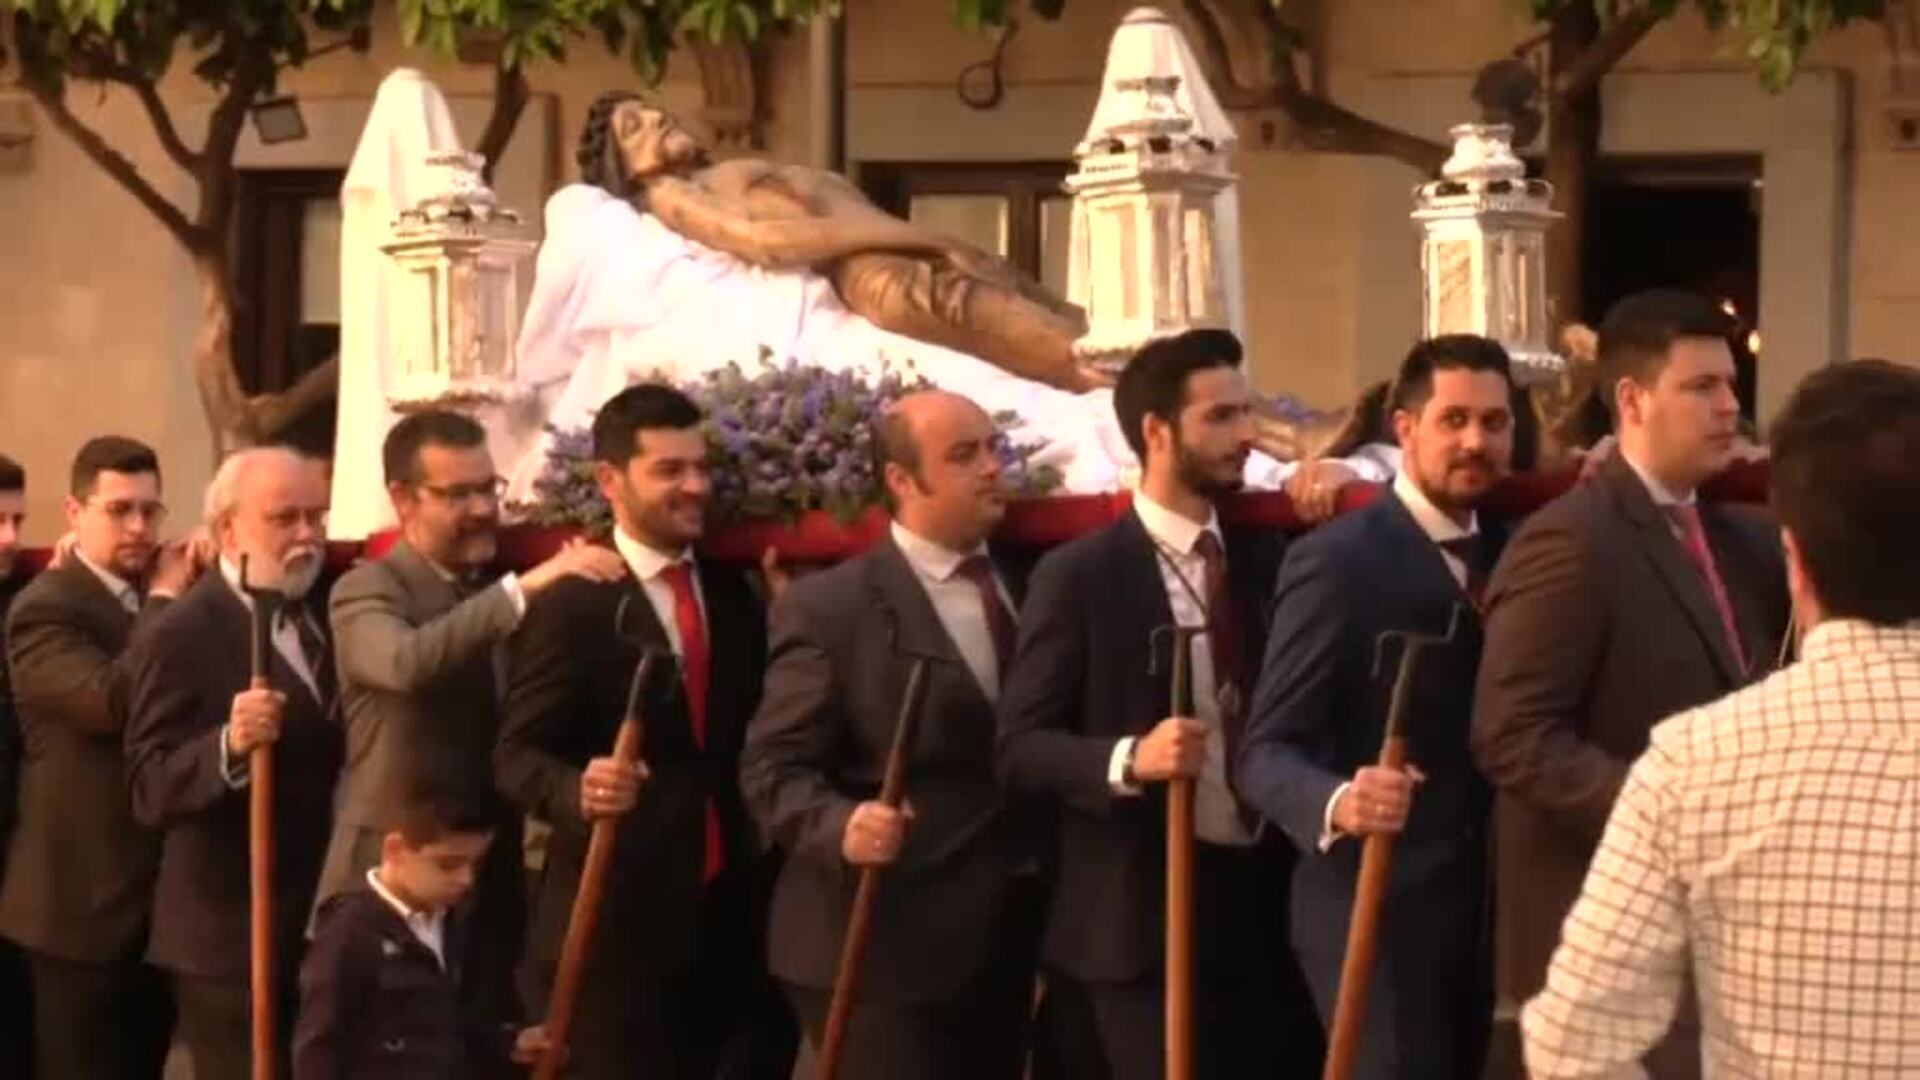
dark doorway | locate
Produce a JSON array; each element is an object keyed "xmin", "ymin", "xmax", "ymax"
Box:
[
  {"xmin": 1578, "ymin": 156, "xmax": 1762, "ymax": 438},
  {"xmin": 231, "ymin": 168, "xmax": 345, "ymax": 457}
]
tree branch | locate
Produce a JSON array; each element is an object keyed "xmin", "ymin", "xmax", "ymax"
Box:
[
  {"xmin": 1176, "ymin": 0, "xmax": 1449, "ymax": 174},
  {"xmin": 238, "ymin": 354, "xmax": 339, "ymax": 440},
  {"xmin": 475, "ymin": 65, "xmax": 530, "ymax": 184},
  {"xmin": 1552, "ymin": 6, "xmax": 1658, "ymax": 102},
  {"xmin": 21, "ymin": 77, "xmax": 201, "ymax": 248},
  {"xmin": 196, "ymin": 49, "xmax": 271, "ymax": 234},
  {"xmin": 73, "ymin": 44, "xmax": 202, "ymax": 171}
]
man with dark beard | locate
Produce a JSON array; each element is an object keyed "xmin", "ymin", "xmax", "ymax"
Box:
[
  {"xmin": 318, "ymin": 411, "xmax": 625, "ymax": 1064},
  {"xmin": 126, "ymin": 446, "xmax": 344, "ymax": 1079},
  {"xmin": 497, "ymin": 384, "xmax": 789, "ymax": 1079},
  {"xmin": 997, "ymin": 330, "xmax": 1318, "ymax": 1079},
  {"xmin": 1236, "ymin": 336, "xmax": 1518, "ymax": 1079}
]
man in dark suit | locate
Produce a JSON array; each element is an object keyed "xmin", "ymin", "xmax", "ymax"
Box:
[
  {"xmin": 741, "ymin": 390, "xmax": 1044, "ymax": 1078},
  {"xmin": 1237, "ymin": 337, "xmax": 1518, "ymax": 1079},
  {"xmin": 0, "ymin": 437, "xmax": 207, "ymax": 1079},
  {"xmin": 320, "ymin": 410, "xmax": 624, "ymax": 1053},
  {"xmin": 1473, "ymin": 290, "xmax": 1790, "ymax": 1079},
  {"xmin": 997, "ymin": 329, "xmax": 1317, "ymax": 1080},
  {"xmin": 498, "ymin": 383, "xmax": 789, "ymax": 1079},
  {"xmin": 126, "ymin": 446, "xmax": 344, "ymax": 1080},
  {"xmin": 0, "ymin": 452, "xmax": 28, "ymax": 1076}
]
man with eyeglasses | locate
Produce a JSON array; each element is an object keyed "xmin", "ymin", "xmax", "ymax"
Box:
[
  {"xmin": 126, "ymin": 445, "xmax": 341, "ymax": 1078},
  {"xmin": 317, "ymin": 410, "xmax": 625, "ymax": 1065},
  {"xmin": 0, "ymin": 436, "xmax": 207, "ymax": 1078}
]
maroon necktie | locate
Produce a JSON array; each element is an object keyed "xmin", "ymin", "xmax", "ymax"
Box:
[
  {"xmin": 1665, "ymin": 505, "xmax": 1750, "ymax": 675},
  {"xmin": 957, "ymin": 555, "xmax": 1017, "ymax": 670},
  {"xmin": 1436, "ymin": 537, "xmax": 1488, "ymax": 609},
  {"xmin": 1193, "ymin": 532, "xmax": 1243, "ymax": 694},
  {"xmin": 660, "ymin": 563, "xmax": 724, "ymax": 883}
]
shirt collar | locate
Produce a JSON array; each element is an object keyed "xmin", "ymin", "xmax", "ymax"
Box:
[
  {"xmin": 1799, "ymin": 618, "xmax": 1920, "ymax": 665},
  {"xmin": 366, "ymin": 868, "xmax": 448, "ymax": 929},
  {"xmin": 1131, "ymin": 488, "xmax": 1220, "ymax": 558},
  {"xmin": 612, "ymin": 526, "xmax": 691, "ymax": 583},
  {"xmin": 74, "ymin": 550, "xmax": 138, "ymax": 604},
  {"xmin": 890, "ymin": 520, "xmax": 985, "ymax": 583},
  {"xmin": 1620, "ymin": 449, "xmax": 1696, "ymax": 507},
  {"xmin": 1392, "ymin": 469, "xmax": 1477, "ymax": 544}
]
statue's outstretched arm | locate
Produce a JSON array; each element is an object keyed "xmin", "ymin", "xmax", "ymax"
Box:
[{"xmin": 646, "ymin": 176, "xmax": 954, "ymax": 269}]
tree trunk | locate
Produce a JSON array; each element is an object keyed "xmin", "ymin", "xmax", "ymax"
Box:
[
  {"xmin": 192, "ymin": 246, "xmax": 249, "ymax": 458},
  {"xmin": 1546, "ymin": 3, "xmax": 1602, "ymax": 328}
]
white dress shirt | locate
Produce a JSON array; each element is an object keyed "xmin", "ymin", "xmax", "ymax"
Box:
[
  {"xmin": 890, "ymin": 521, "xmax": 1012, "ymax": 701},
  {"xmin": 1620, "ymin": 450, "xmax": 1696, "ymax": 507},
  {"xmin": 75, "ymin": 551, "xmax": 140, "ymax": 613},
  {"xmin": 365, "ymin": 868, "xmax": 448, "ymax": 970},
  {"xmin": 1109, "ymin": 491, "xmax": 1254, "ymax": 848},
  {"xmin": 1316, "ymin": 473, "xmax": 1480, "ymax": 849},
  {"xmin": 216, "ymin": 556, "xmax": 325, "ymax": 788},
  {"xmin": 613, "ymin": 526, "xmax": 705, "ymax": 658}
]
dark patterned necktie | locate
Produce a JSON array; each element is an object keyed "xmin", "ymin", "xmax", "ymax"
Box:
[
  {"xmin": 1437, "ymin": 537, "xmax": 1488, "ymax": 609},
  {"xmin": 957, "ymin": 555, "xmax": 1017, "ymax": 670}
]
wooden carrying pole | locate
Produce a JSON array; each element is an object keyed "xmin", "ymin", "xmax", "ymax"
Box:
[
  {"xmin": 816, "ymin": 657, "xmax": 932, "ymax": 1080},
  {"xmin": 533, "ymin": 650, "xmax": 664, "ymax": 1080},
  {"xmin": 1323, "ymin": 613, "xmax": 1457, "ymax": 1080},
  {"xmin": 1164, "ymin": 625, "xmax": 1201, "ymax": 1080},
  {"xmin": 240, "ymin": 555, "xmax": 277, "ymax": 1080}
]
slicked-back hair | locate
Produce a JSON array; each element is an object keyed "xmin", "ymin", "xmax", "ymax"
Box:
[
  {"xmin": 1769, "ymin": 359, "xmax": 1920, "ymax": 626},
  {"xmin": 70, "ymin": 436, "xmax": 159, "ymax": 498},
  {"xmin": 1113, "ymin": 328, "xmax": 1243, "ymax": 462},
  {"xmin": 382, "ymin": 410, "xmax": 487, "ymax": 488},
  {"xmin": 0, "ymin": 453, "xmax": 23, "ymax": 494},
  {"xmin": 591, "ymin": 384, "xmax": 704, "ymax": 466},
  {"xmin": 1596, "ymin": 289, "xmax": 1736, "ymax": 417}
]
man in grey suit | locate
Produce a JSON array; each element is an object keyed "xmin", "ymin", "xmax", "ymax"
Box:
[
  {"xmin": 1472, "ymin": 291, "xmax": 1790, "ymax": 1078},
  {"xmin": 320, "ymin": 411, "xmax": 624, "ymax": 1051},
  {"xmin": 0, "ymin": 436, "xmax": 207, "ymax": 1078},
  {"xmin": 741, "ymin": 391, "xmax": 1043, "ymax": 1079}
]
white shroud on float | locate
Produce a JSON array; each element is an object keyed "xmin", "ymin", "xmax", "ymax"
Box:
[
  {"xmin": 330, "ymin": 69, "xmax": 468, "ymax": 538},
  {"xmin": 510, "ymin": 184, "xmax": 1189, "ymax": 497}
]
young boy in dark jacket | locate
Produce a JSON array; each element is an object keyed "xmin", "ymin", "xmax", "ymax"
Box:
[{"xmin": 294, "ymin": 785, "xmax": 550, "ymax": 1079}]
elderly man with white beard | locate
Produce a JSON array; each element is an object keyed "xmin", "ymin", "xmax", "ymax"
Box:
[{"xmin": 125, "ymin": 446, "xmax": 344, "ymax": 1080}]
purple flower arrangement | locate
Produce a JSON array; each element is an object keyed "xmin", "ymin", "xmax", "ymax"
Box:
[{"xmin": 511, "ymin": 358, "xmax": 1064, "ymax": 533}]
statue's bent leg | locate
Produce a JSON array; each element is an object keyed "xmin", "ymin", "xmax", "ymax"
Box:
[{"xmin": 832, "ymin": 253, "xmax": 1102, "ymax": 393}]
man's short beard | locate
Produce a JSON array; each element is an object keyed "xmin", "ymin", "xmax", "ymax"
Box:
[{"xmin": 1174, "ymin": 443, "xmax": 1243, "ymax": 500}]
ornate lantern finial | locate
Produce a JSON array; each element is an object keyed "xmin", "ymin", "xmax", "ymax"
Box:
[
  {"xmin": 1066, "ymin": 72, "xmax": 1235, "ymax": 372},
  {"xmin": 1412, "ymin": 123, "xmax": 1563, "ymax": 385},
  {"xmin": 380, "ymin": 150, "xmax": 537, "ymax": 412}
]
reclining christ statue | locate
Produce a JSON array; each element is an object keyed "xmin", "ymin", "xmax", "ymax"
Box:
[{"xmin": 513, "ymin": 91, "xmax": 1375, "ymax": 495}]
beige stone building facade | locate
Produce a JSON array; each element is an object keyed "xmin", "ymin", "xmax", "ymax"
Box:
[{"xmin": 1, "ymin": 0, "xmax": 1914, "ymax": 542}]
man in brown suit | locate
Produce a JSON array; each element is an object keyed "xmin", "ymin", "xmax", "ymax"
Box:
[
  {"xmin": 1472, "ymin": 290, "xmax": 1790, "ymax": 1078},
  {"xmin": 0, "ymin": 437, "xmax": 206, "ymax": 1078}
]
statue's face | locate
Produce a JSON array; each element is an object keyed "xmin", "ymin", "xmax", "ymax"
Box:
[{"xmin": 611, "ymin": 99, "xmax": 706, "ymax": 180}]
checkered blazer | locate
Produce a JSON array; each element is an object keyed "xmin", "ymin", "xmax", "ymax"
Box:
[{"xmin": 1521, "ymin": 619, "xmax": 1920, "ymax": 1078}]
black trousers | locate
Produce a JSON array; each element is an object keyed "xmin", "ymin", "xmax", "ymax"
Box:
[
  {"xmin": 565, "ymin": 862, "xmax": 796, "ymax": 1080},
  {"xmin": 174, "ymin": 968, "xmax": 300, "ymax": 1080},
  {"xmin": 787, "ymin": 876, "xmax": 1046, "ymax": 1080},
  {"xmin": 1043, "ymin": 838, "xmax": 1324, "ymax": 1080},
  {"xmin": 25, "ymin": 948, "xmax": 173, "ymax": 1080},
  {"xmin": 0, "ymin": 935, "xmax": 33, "ymax": 1075}
]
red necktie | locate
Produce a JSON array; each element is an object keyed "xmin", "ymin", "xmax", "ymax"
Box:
[
  {"xmin": 661, "ymin": 563, "xmax": 724, "ymax": 883},
  {"xmin": 1665, "ymin": 505, "xmax": 1750, "ymax": 676},
  {"xmin": 1193, "ymin": 532, "xmax": 1243, "ymax": 693}
]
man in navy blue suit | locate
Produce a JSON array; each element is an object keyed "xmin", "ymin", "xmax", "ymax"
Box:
[{"xmin": 1235, "ymin": 335, "xmax": 1518, "ymax": 1079}]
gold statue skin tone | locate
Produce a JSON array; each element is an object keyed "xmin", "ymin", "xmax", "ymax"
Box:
[{"xmin": 594, "ymin": 93, "xmax": 1109, "ymax": 394}]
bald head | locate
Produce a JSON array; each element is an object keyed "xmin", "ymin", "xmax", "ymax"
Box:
[{"xmin": 873, "ymin": 391, "xmax": 1006, "ymax": 549}]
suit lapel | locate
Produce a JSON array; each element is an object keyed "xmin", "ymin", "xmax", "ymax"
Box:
[
  {"xmin": 54, "ymin": 561, "xmax": 136, "ymax": 644},
  {"xmin": 385, "ymin": 540, "xmax": 462, "ymax": 620},
  {"xmin": 1699, "ymin": 508, "xmax": 1779, "ymax": 676},
  {"xmin": 1376, "ymin": 494, "xmax": 1479, "ymax": 619},
  {"xmin": 1113, "ymin": 512, "xmax": 1180, "ymax": 716},
  {"xmin": 1600, "ymin": 454, "xmax": 1745, "ymax": 684},
  {"xmin": 864, "ymin": 538, "xmax": 992, "ymax": 713}
]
